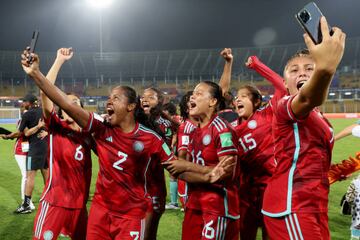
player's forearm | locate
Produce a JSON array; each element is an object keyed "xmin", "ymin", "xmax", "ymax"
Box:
[
  {"xmin": 42, "ymin": 58, "xmax": 65, "ymax": 117},
  {"xmin": 182, "ymin": 160, "xmax": 213, "ymax": 174},
  {"xmin": 292, "ymin": 69, "xmax": 334, "ymax": 117},
  {"xmin": 335, "ymin": 124, "xmax": 357, "ymax": 141},
  {"xmin": 218, "ymin": 61, "xmax": 233, "ymax": 95},
  {"xmin": 250, "ymin": 57, "xmax": 286, "ymax": 94},
  {"xmin": 300, "ymin": 68, "xmax": 334, "ymax": 107},
  {"xmin": 4, "ymin": 131, "xmax": 20, "ymax": 139},
  {"xmin": 24, "ymin": 124, "xmax": 43, "ymax": 137},
  {"xmin": 178, "ymin": 171, "xmax": 211, "ymax": 183},
  {"xmin": 29, "ymin": 70, "xmax": 90, "ymax": 128}
]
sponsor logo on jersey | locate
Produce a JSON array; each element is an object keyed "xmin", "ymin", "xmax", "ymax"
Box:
[
  {"xmin": 202, "ymin": 134, "xmax": 211, "ymax": 146},
  {"xmin": 106, "ymin": 136, "xmax": 113, "ymax": 142},
  {"xmin": 43, "ymin": 230, "xmax": 53, "ymax": 240},
  {"xmin": 247, "ymin": 120, "xmax": 257, "ymax": 129},
  {"xmin": 220, "ymin": 132, "xmax": 234, "ymax": 148},
  {"xmin": 133, "ymin": 141, "xmax": 144, "ymax": 152}
]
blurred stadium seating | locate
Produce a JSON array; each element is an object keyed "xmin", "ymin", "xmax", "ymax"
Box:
[{"xmin": 0, "ymin": 37, "xmax": 359, "ymax": 113}]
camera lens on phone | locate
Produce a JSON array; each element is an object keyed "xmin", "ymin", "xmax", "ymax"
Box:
[{"xmin": 299, "ymin": 10, "xmax": 310, "ymax": 23}]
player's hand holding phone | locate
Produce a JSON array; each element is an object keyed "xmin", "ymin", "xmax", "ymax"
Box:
[
  {"xmin": 303, "ymin": 16, "xmax": 345, "ymax": 75},
  {"xmin": 21, "ymin": 47, "xmax": 40, "ymax": 77}
]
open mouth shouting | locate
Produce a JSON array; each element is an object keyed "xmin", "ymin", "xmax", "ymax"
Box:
[
  {"xmin": 296, "ymin": 80, "xmax": 307, "ymax": 90},
  {"xmin": 107, "ymin": 107, "xmax": 115, "ymax": 120}
]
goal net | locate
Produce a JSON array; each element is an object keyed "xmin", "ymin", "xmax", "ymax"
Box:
[{"xmin": 0, "ymin": 108, "xmax": 21, "ymax": 124}]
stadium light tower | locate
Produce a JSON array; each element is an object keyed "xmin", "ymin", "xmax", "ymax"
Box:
[{"xmin": 87, "ymin": 0, "xmax": 113, "ymax": 59}]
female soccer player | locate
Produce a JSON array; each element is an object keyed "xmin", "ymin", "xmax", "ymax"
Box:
[
  {"xmin": 31, "ymin": 48, "xmax": 93, "ymax": 240},
  {"xmin": 21, "ymin": 49, "xmax": 174, "ymax": 240},
  {"xmin": 165, "ymin": 81, "xmax": 240, "ymax": 240},
  {"xmin": 262, "ymin": 17, "xmax": 346, "ymax": 239},
  {"xmin": 176, "ymin": 91, "xmax": 197, "ymax": 209},
  {"xmin": 140, "ymin": 87, "xmax": 178, "ymax": 240},
  {"xmin": 229, "ymin": 55, "xmax": 287, "ymax": 240}
]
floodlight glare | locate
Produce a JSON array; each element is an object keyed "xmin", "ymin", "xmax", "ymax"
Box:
[{"xmin": 87, "ymin": 0, "xmax": 113, "ymax": 9}]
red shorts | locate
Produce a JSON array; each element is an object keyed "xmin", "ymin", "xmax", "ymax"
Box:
[
  {"xmin": 177, "ymin": 179, "xmax": 187, "ymax": 208},
  {"xmin": 33, "ymin": 200, "xmax": 87, "ymax": 240},
  {"xmin": 264, "ymin": 212, "xmax": 330, "ymax": 240},
  {"xmin": 87, "ymin": 200, "xmax": 146, "ymax": 240},
  {"xmin": 182, "ymin": 209, "xmax": 240, "ymax": 240},
  {"xmin": 239, "ymin": 186, "xmax": 266, "ymax": 240}
]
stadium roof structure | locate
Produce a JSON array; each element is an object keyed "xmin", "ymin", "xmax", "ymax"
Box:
[{"xmin": 0, "ymin": 38, "xmax": 359, "ymax": 88}]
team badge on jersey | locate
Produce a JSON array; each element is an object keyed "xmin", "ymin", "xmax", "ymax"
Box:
[
  {"xmin": 133, "ymin": 141, "xmax": 144, "ymax": 152},
  {"xmin": 43, "ymin": 230, "xmax": 53, "ymax": 240},
  {"xmin": 182, "ymin": 136, "xmax": 189, "ymax": 145},
  {"xmin": 247, "ymin": 120, "xmax": 257, "ymax": 129},
  {"xmin": 202, "ymin": 134, "xmax": 211, "ymax": 146},
  {"xmin": 106, "ymin": 136, "xmax": 113, "ymax": 142}
]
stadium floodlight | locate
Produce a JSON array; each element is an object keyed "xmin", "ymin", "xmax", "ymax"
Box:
[
  {"xmin": 345, "ymin": 92, "xmax": 352, "ymax": 96},
  {"xmin": 329, "ymin": 92, "xmax": 336, "ymax": 96},
  {"xmin": 18, "ymin": 99, "xmax": 23, "ymax": 103},
  {"xmin": 5, "ymin": 100, "xmax": 11, "ymax": 103},
  {"xmin": 89, "ymin": 99, "xmax": 95, "ymax": 102},
  {"xmin": 87, "ymin": 0, "xmax": 113, "ymax": 9}
]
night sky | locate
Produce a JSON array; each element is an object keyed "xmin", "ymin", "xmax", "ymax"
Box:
[{"xmin": 0, "ymin": 0, "xmax": 359, "ymax": 52}]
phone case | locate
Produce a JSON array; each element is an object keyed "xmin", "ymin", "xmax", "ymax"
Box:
[{"xmin": 295, "ymin": 2, "xmax": 325, "ymax": 44}]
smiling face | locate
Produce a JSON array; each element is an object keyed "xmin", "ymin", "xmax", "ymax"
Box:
[
  {"xmin": 189, "ymin": 82, "xmax": 217, "ymax": 118},
  {"xmin": 140, "ymin": 89, "xmax": 160, "ymax": 115},
  {"xmin": 284, "ymin": 55, "xmax": 315, "ymax": 95},
  {"xmin": 106, "ymin": 87, "xmax": 133, "ymax": 126},
  {"xmin": 235, "ymin": 88, "xmax": 256, "ymax": 119}
]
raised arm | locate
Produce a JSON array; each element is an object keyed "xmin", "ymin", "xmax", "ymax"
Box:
[
  {"xmin": 291, "ymin": 17, "xmax": 346, "ymax": 118},
  {"xmin": 42, "ymin": 48, "xmax": 74, "ymax": 118},
  {"xmin": 21, "ymin": 49, "xmax": 90, "ymax": 128},
  {"xmin": 218, "ymin": 48, "xmax": 233, "ymax": 95},
  {"xmin": 246, "ymin": 56, "xmax": 287, "ymax": 95}
]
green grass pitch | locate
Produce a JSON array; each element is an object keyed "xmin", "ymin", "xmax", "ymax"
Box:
[{"xmin": 0, "ymin": 119, "xmax": 357, "ymax": 239}]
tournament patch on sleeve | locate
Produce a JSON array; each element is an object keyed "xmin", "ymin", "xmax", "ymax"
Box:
[
  {"xmin": 220, "ymin": 132, "xmax": 234, "ymax": 148},
  {"xmin": 162, "ymin": 143, "xmax": 172, "ymax": 156},
  {"xmin": 182, "ymin": 136, "xmax": 189, "ymax": 145}
]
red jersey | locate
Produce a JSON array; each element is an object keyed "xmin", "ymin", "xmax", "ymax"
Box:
[
  {"xmin": 235, "ymin": 87, "xmax": 285, "ymax": 188},
  {"xmin": 186, "ymin": 115, "xmax": 240, "ymax": 219},
  {"xmin": 177, "ymin": 120, "xmax": 197, "ymax": 152},
  {"xmin": 41, "ymin": 110, "xmax": 93, "ymax": 209},
  {"xmin": 14, "ymin": 120, "xmax": 28, "ymax": 156},
  {"xmin": 262, "ymin": 95, "xmax": 334, "ymax": 217},
  {"xmin": 84, "ymin": 113, "xmax": 173, "ymax": 218}
]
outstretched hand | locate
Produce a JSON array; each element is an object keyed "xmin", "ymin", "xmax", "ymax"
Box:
[
  {"xmin": 56, "ymin": 48, "xmax": 74, "ymax": 62},
  {"xmin": 21, "ymin": 47, "xmax": 40, "ymax": 76},
  {"xmin": 220, "ymin": 48, "xmax": 233, "ymax": 63},
  {"xmin": 208, "ymin": 155, "xmax": 236, "ymax": 183}
]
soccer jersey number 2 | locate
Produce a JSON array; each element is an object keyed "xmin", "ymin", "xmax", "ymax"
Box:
[
  {"xmin": 113, "ymin": 151, "xmax": 128, "ymax": 171},
  {"xmin": 238, "ymin": 133, "xmax": 257, "ymax": 152}
]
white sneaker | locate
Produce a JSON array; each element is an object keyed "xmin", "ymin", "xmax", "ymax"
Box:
[
  {"xmin": 165, "ymin": 203, "xmax": 180, "ymax": 210},
  {"xmin": 29, "ymin": 201, "xmax": 35, "ymax": 210}
]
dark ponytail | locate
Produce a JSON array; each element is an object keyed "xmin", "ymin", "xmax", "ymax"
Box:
[
  {"xmin": 179, "ymin": 91, "xmax": 193, "ymax": 120},
  {"xmin": 202, "ymin": 81, "xmax": 226, "ymax": 112}
]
